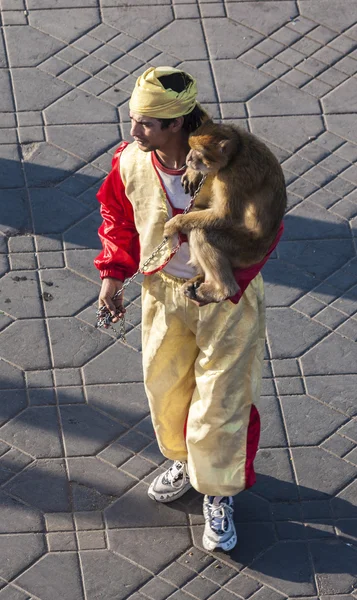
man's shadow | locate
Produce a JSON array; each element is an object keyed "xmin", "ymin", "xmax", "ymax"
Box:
[{"xmin": 175, "ymin": 473, "xmax": 357, "ymax": 595}]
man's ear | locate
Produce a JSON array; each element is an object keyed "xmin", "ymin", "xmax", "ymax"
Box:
[{"xmin": 171, "ymin": 116, "xmax": 184, "ymax": 132}]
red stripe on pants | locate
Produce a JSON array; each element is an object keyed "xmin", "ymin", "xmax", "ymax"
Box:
[
  {"xmin": 183, "ymin": 404, "xmax": 260, "ymax": 491},
  {"xmin": 245, "ymin": 404, "xmax": 261, "ymax": 489}
]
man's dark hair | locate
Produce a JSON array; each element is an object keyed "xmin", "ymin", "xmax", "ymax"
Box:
[{"xmin": 158, "ymin": 72, "xmax": 207, "ymax": 134}]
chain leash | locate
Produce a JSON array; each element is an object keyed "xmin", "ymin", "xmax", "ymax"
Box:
[{"xmin": 96, "ymin": 174, "xmax": 206, "ymax": 341}]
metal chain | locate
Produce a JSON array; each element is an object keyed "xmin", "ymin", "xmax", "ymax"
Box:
[{"xmin": 96, "ymin": 174, "xmax": 206, "ymax": 341}]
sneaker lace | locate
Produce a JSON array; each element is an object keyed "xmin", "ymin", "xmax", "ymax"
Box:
[
  {"xmin": 209, "ymin": 498, "xmax": 233, "ymax": 534},
  {"xmin": 164, "ymin": 461, "xmax": 186, "ymax": 485}
]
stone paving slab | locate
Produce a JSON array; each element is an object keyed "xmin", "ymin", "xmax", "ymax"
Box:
[{"xmin": 0, "ymin": 1, "xmax": 356, "ymax": 599}]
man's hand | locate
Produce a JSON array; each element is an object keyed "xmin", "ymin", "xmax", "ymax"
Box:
[{"xmin": 98, "ymin": 277, "xmax": 125, "ymax": 324}]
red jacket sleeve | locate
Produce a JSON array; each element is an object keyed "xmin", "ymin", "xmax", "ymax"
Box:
[{"xmin": 94, "ymin": 143, "xmax": 140, "ymax": 281}]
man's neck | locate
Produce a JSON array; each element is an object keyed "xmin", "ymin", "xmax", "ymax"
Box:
[{"xmin": 155, "ymin": 135, "xmax": 190, "ymax": 170}]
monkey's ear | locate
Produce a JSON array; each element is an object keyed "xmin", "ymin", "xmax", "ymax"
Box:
[{"xmin": 218, "ymin": 139, "xmax": 233, "ymax": 154}]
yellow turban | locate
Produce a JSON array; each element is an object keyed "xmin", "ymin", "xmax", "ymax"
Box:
[{"xmin": 129, "ymin": 66, "xmax": 198, "ymax": 118}]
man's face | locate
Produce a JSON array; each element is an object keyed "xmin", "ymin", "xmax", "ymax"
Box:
[{"xmin": 129, "ymin": 112, "xmax": 174, "ymax": 152}]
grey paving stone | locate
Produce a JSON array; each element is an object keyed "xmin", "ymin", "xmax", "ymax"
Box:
[
  {"xmin": 321, "ymin": 433, "xmax": 356, "ymax": 457},
  {"xmin": 309, "ymin": 540, "xmax": 357, "ymax": 594},
  {"xmin": 279, "ymin": 239, "xmax": 355, "ymax": 280},
  {"xmin": 233, "ymin": 490, "xmax": 272, "ymax": 523},
  {"xmin": 105, "ymin": 481, "xmax": 188, "ymax": 528},
  {"xmin": 47, "ymin": 317, "xmax": 113, "ymax": 368},
  {"xmin": 29, "ymin": 188, "xmax": 89, "ymax": 234},
  {"xmin": 67, "ymin": 456, "xmax": 135, "ymax": 497},
  {"xmin": 83, "ymin": 341, "xmax": 143, "ymax": 384},
  {"xmin": 0, "ymin": 533, "xmax": 45, "ymax": 581},
  {"xmin": 60, "ymin": 404, "xmax": 126, "ymax": 456},
  {"xmin": 71, "ymin": 480, "xmax": 117, "ymax": 511},
  {"xmin": 0, "ymin": 490, "xmax": 43, "ymax": 534},
  {"xmin": 302, "ymin": 332, "xmax": 357, "ymax": 377},
  {"xmin": 266, "ymin": 307, "xmax": 328, "ymax": 359},
  {"xmin": 48, "ymin": 531, "xmax": 77, "ymax": 551},
  {"xmin": 23, "ymin": 142, "xmax": 84, "ymax": 187},
  {"xmin": 227, "ymin": 2, "xmax": 297, "ymax": 35},
  {"xmin": 139, "ymin": 577, "xmax": 177, "ymax": 600},
  {"xmin": 262, "ymin": 260, "xmax": 316, "ymax": 307},
  {"xmin": 0, "ymin": 189, "xmax": 31, "ymax": 235},
  {"xmin": 225, "ymin": 573, "xmax": 261, "ymax": 597},
  {"xmin": 15, "ymin": 553, "xmax": 84, "ymax": 600},
  {"xmin": 0, "ymin": 360, "xmax": 25, "ymax": 390},
  {"xmin": 0, "ymin": 319, "xmax": 51, "ymax": 370},
  {"xmin": 78, "ymin": 530, "xmax": 106, "ymax": 549},
  {"xmin": 4, "ymin": 26, "xmax": 64, "ymax": 67},
  {"xmin": 0, "ymin": 585, "xmax": 31, "ymax": 600},
  {"xmin": 38, "ymin": 268, "xmax": 98, "ymax": 317},
  {"xmin": 45, "ymin": 512, "xmax": 74, "ymax": 531},
  {"xmin": 119, "ymin": 455, "xmax": 155, "ymax": 479},
  {"xmin": 46, "ymin": 122, "xmax": 120, "ymax": 162},
  {"xmin": 12, "ymin": 67, "xmax": 72, "ymax": 111},
  {"xmin": 292, "ymin": 447, "xmax": 357, "ymax": 499},
  {"xmin": 203, "ymin": 18, "xmax": 262, "ymax": 60},
  {"xmin": 0, "ymin": 271, "xmax": 43, "ymax": 319},
  {"xmin": 159, "ymin": 561, "xmax": 195, "ymax": 587},
  {"xmin": 63, "ymin": 211, "xmax": 102, "ymax": 250},
  {"xmin": 183, "ymin": 575, "xmax": 220, "ymax": 599},
  {"xmin": 0, "ymin": 448, "xmax": 33, "ymax": 485},
  {"xmin": 101, "ymin": 4, "xmax": 167, "ymax": 40},
  {"xmin": 281, "ymin": 395, "xmax": 347, "ymax": 445},
  {"xmin": 74, "ymin": 510, "xmax": 103, "ymax": 530},
  {"xmin": 259, "ymin": 396, "xmax": 286, "ymax": 448},
  {"xmin": 57, "ymin": 386, "xmax": 85, "ymax": 404},
  {"xmin": 250, "ymin": 115, "xmax": 323, "ymax": 153},
  {"xmin": 44, "ymin": 89, "xmax": 118, "ymax": 125},
  {"xmin": 87, "ymin": 383, "xmax": 149, "ymax": 426},
  {"xmin": 29, "ymin": 7, "xmax": 100, "ymax": 43},
  {"xmin": 80, "ymin": 550, "xmax": 151, "ymax": 600},
  {"xmin": 9, "ymin": 252, "xmax": 37, "ymax": 271},
  {"xmin": 0, "ymin": 71, "xmax": 15, "ymax": 112},
  {"xmin": 4, "ymin": 459, "xmax": 70, "ymax": 512},
  {"xmin": 109, "ymin": 526, "xmax": 191, "ymax": 572},
  {"xmin": 249, "ymin": 80, "xmax": 320, "ymax": 116},
  {"xmin": 338, "ymin": 420, "xmax": 357, "ymax": 443},
  {"xmin": 335, "ymin": 518, "xmax": 357, "ymax": 543},
  {"xmin": 284, "ymin": 201, "xmax": 350, "ymax": 239},
  {"xmin": 212, "ymin": 60, "xmax": 272, "ymax": 102},
  {"xmin": 253, "ymin": 449, "xmax": 298, "ymax": 501},
  {"xmin": 98, "ymin": 442, "xmax": 134, "ymax": 467},
  {"xmin": 0, "ymin": 406, "xmax": 63, "ymax": 457},
  {"xmin": 245, "ymin": 541, "xmax": 316, "ymax": 595}
]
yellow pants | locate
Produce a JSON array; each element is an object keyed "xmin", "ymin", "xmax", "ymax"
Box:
[{"xmin": 141, "ymin": 271, "xmax": 266, "ymax": 496}]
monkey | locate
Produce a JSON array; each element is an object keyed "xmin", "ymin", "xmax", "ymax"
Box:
[{"xmin": 163, "ymin": 120, "xmax": 287, "ymax": 304}]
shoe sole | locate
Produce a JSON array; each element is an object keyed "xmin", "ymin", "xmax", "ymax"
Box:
[
  {"xmin": 148, "ymin": 482, "xmax": 192, "ymax": 503},
  {"xmin": 202, "ymin": 532, "xmax": 237, "ymax": 552}
]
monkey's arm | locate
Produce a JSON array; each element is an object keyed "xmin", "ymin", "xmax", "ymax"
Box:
[{"xmin": 164, "ymin": 209, "xmax": 226, "ymax": 238}]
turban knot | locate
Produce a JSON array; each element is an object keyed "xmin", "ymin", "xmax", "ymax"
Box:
[{"xmin": 129, "ymin": 66, "xmax": 198, "ymax": 119}]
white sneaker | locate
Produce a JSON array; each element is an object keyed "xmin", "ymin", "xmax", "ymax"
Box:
[
  {"xmin": 202, "ymin": 495, "xmax": 237, "ymax": 551},
  {"xmin": 148, "ymin": 461, "xmax": 192, "ymax": 503}
]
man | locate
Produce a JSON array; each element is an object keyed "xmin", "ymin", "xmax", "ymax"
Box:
[{"xmin": 95, "ymin": 66, "xmax": 282, "ymax": 552}]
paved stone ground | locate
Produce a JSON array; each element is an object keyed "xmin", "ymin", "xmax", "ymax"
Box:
[{"xmin": 0, "ymin": 0, "xmax": 356, "ymax": 599}]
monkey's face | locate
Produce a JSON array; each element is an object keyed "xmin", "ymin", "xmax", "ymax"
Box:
[{"xmin": 186, "ymin": 148, "xmax": 217, "ymax": 173}]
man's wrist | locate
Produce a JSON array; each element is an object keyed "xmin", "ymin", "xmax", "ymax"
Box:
[{"xmin": 100, "ymin": 268, "xmax": 125, "ymax": 281}]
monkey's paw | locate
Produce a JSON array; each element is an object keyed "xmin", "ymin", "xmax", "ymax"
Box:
[
  {"xmin": 181, "ymin": 171, "xmax": 203, "ymax": 196},
  {"xmin": 184, "ymin": 279, "xmax": 240, "ymax": 304},
  {"xmin": 182, "ymin": 276, "xmax": 204, "ymax": 301},
  {"xmin": 164, "ymin": 215, "xmax": 184, "ymax": 238}
]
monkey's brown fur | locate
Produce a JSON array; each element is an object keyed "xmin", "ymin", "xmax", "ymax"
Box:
[{"xmin": 163, "ymin": 120, "xmax": 287, "ymax": 303}]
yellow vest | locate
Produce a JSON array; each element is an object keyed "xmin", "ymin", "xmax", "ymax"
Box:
[{"xmin": 119, "ymin": 142, "xmax": 177, "ymax": 274}]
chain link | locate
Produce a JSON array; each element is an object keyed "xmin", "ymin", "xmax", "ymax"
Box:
[{"xmin": 96, "ymin": 174, "xmax": 207, "ymax": 341}]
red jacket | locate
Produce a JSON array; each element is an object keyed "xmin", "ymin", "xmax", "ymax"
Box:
[{"xmin": 94, "ymin": 143, "xmax": 284, "ymax": 304}]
